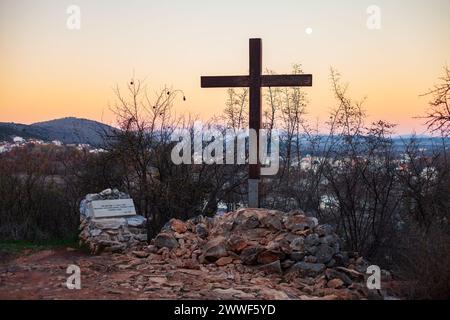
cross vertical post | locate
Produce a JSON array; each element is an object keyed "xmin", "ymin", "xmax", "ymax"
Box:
[{"xmin": 248, "ymin": 38, "xmax": 262, "ymax": 208}]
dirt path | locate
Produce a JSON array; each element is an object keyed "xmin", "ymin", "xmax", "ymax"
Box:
[{"xmin": 0, "ymin": 247, "xmax": 374, "ymax": 300}]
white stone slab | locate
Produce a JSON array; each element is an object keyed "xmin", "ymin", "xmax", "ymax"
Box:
[{"xmin": 89, "ymin": 199, "xmax": 136, "ymax": 218}]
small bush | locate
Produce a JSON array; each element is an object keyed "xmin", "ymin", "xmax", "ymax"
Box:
[
  {"xmin": 0, "ymin": 147, "xmax": 79, "ymax": 242},
  {"xmin": 394, "ymin": 225, "xmax": 450, "ymax": 299}
]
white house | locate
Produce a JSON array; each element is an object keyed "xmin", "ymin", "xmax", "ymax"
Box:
[
  {"xmin": 13, "ymin": 136, "xmax": 25, "ymax": 143},
  {"xmin": 52, "ymin": 140, "xmax": 63, "ymax": 146}
]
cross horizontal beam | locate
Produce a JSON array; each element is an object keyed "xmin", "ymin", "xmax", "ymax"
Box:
[
  {"xmin": 201, "ymin": 76, "xmax": 249, "ymax": 88},
  {"xmin": 201, "ymin": 74, "xmax": 312, "ymax": 88},
  {"xmin": 261, "ymin": 74, "xmax": 312, "ymax": 87}
]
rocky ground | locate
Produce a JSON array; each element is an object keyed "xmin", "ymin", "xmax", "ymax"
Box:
[
  {"xmin": 0, "ymin": 247, "xmax": 381, "ymax": 300},
  {"xmin": 0, "ymin": 208, "xmax": 396, "ymax": 300}
]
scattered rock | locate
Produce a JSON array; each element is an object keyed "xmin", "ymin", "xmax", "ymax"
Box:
[
  {"xmin": 258, "ymin": 260, "xmax": 282, "ymax": 275},
  {"xmin": 290, "ymin": 237, "xmax": 305, "ymax": 251},
  {"xmin": 305, "ymin": 234, "xmax": 320, "ymax": 247},
  {"xmin": 327, "ymin": 278, "xmax": 344, "ymax": 289},
  {"xmin": 260, "ymin": 214, "xmax": 283, "ymax": 231},
  {"xmin": 257, "ymin": 250, "xmax": 285, "ymax": 264},
  {"xmin": 281, "ymin": 259, "xmax": 295, "ymax": 269},
  {"xmin": 304, "ymin": 255, "xmax": 318, "ymax": 263},
  {"xmin": 238, "ymin": 215, "xmax": 260, "ymax": 230},
  {"xmin": 155, "ymin": 233, "xmax": 179, "ymax": 250},
  {"xmin": 132, "ymin": 251, "xmax": 149, "ymax": 259},
  {"xmin": 195, "ymin": 223, "xmax": 209, "ymax": 239},
  {"xmin": 333, "ymin": 252, "xmax": 349, "ymax": 266},
  {"xmin": 315, "ymin": 244, "xmax": 335, "ymax": 264},
  {"xmin": 127, "ymin": 215, "xmax": 147, "ymax": 228},
  {"xmin": 290, "ymin": 252, "xmax": 305, "ymax": 262},
  {"xmin": 315, "ymin": 224, "xmax": 334, "ymax": 237},
  {"xmin": 147, "ymin": 245, "xmax": 157, "ymax": 253},
  {"xmin": 325, "ymin": 268, "xmax": 353, "ymax": 286},
  {"xmin": 259, "ymin": 288, "xmax": 290, "ymax": 300},
  {"xmin": 240, "ymin": 246, "xmax": 264, "ymax": 265},
  {"xmin": 290, "ymin": 262, "xmax": 325, "ymax": 276},
  {"xmin": 336, "ymin": 267, "xmax": 365, "ymax": 281},
  {"xmin": 213, "ymin": 288, "xmax": 253, "ymax": 299},
  {"xmin": 215, "ymin": 256, "xmax": 233, "ymax": 266},
  {"xmin": 169, "ymin": 219, "xmax": 188, "ymax": 234},
  {"xmin": 200, "ymin": 237, "xmax": 227, "ymax": 263}
]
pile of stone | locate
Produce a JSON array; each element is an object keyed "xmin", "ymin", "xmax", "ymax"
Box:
[
  {"xmin": 79, "ymin": 189, "xmax": 147, "ymax": 254},
  {"xmin": 147, "ymin": 208, "xmax": 374, "ymax": 297}
]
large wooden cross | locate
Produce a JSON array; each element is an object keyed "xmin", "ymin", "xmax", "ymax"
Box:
[{"xmin": 201, "ymin": 38, "xmax": 312, "ymax": 208}]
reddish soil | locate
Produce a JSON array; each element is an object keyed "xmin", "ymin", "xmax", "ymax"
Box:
[{"xmin": 0, "ymin": 247, "xmax": 370, "ymax": 300}]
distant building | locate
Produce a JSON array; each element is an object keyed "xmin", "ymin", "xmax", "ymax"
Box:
[
  {"xmin": 52, "ymin": 140, "xmax": 63, "ymax": 146},
  {"xmin": 421, "ymin": 167, "xmax": 438, "ymax": 181},
  {"xmin": 320, "ymin": 195, "xmax": 339, "ymax": 210},
  {"xmin": 89, "ymin": 148, "xmax": 106, "ymax": 154},
  {"xmin": 13, "ymin": 136, "xmax": 25, "ymax": 143},
  {"xmin": 29, "ymin": 139, "xmax": 44, "ymax": 145},
  {"xmin": 76, "ymin": 143, "xmax": 91, "ymax": 151}
]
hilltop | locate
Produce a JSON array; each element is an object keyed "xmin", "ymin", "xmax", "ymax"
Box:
[{"xmin": 0, "ymin": 117, "xmax": 116, "ymax": 146}]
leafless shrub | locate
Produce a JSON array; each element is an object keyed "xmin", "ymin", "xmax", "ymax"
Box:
[
  {"xmin": 105, "ymin": 79, "xmax": 245, "ymax": 236},
  {"xmin": 422, "ymin": 66, "xmax": 450, "ymax": 134},
  {"xmin": 0, "ymin": 146, "xmax": 78, "ymax": 241},
  {"xmin": 394, "ymin": 224, "xmax": 450, "ymax": 299}
]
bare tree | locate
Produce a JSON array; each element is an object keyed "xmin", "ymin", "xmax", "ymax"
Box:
[
  {"xmin": 222, "ymin": 88, "xmax": 248, "ymax": 130},
  {"xmin": 317, "ymin": 70, "xmax": 400, "ymax": 257},
  {"xmin": 262, "ymin": 65, "xmax": 309, "ymax": 209},
  {"xmin": 106, "ymin": 78, "xmax": 246, "ymax": 236},
  {"xmin": 423, "ymin": 66, "xmax": 450, "ymax": 134}
]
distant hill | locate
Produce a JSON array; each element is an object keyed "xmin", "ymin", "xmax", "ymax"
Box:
[
  {"xmin": 0, "ymin": 123, "xmax": 44, "ymax": 141},
  {"xmin": 1, "ymin": 117, "xmax": 448, "ymax": 152},
  {"xmin": 0, "ymin": 117, "xmax": 117, "ymax": 146}
]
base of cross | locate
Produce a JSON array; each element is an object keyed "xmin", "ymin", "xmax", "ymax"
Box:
[{"xmin": 248, "ymin": 179, "xmax": 260, "ymax": 208}]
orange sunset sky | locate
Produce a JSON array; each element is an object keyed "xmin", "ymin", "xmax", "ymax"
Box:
[{"xmin": 1, "ymin": 0, "xmax": 449, "ymax": 134}]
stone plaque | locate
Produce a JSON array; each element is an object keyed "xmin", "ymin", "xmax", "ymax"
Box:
[{"xmin": 89, "ymin": 199, "xmax": 136, "ymax": 218}]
